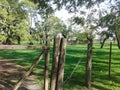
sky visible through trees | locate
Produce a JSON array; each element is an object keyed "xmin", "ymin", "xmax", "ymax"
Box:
[{"xmin": 0, "ymin": 0, "xmax": 120, "ymax": 90}]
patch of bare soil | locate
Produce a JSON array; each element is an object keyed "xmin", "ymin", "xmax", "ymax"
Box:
[{"xmin": 0, "ymin": 58, "xmax": 43, "ymax": 90}]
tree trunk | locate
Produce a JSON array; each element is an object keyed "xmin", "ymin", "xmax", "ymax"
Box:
[
  {"xmin": 17, "ymin": 36, "xmax": 21, "ymax": 45},
  {"xmin": 56, "ymin": 38, "xmax": 67, "ymax": 90},
  {"xmin": 13, "ymin": 51, "xmax": 45, "ymax": 90},
  {"xmin": 29, "ymin": 31, "xmax": 33, "ymax": 45},
  {"xmin": 100, "ymin": 38, "xmax": 107, "ymax": 48},
  {"xmin": 85, "ymin": 38, "xmax": 93, "ymax": 89},
  {"xmin": 5, "ymin": 38, "xmax": 12, "ymax": 45},
  {"xmin": 50, "ymin": 38, "xmax": 61, "ymax": 90},
  {"xmin": 115, "ymin": 32, "xmax": 120, "ymax": 49}
]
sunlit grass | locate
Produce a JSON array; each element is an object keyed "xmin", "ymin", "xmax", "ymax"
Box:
[{"xmin": 0, "ymin": 41, "xmax": 120, "ymax": 90}]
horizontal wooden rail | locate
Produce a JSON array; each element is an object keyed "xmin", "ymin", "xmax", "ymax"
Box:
[{"xmin": 0, "ymin": 45, "xmax": 49, "ymax": 50}]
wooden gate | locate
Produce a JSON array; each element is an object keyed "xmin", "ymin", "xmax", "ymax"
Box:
[{"xmin": 0, "ymin": 37, "xmax": 67, "ymax": 90}]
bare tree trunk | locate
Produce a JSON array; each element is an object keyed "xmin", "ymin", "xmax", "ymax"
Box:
[
  {"xmin": 50, "ymin": 38, "xmax": 61, "ymax": 90},
  {"xmin": 17, "ymin": 36, "xmax": 21, "ymax": 45},
  {"xmin": 29, "ymin": 30, "xmax": 34, "ymax": 45},
  {"xmin": 44, "ymin": 39, "xmax": 50, "ymax": 90},
  {"xmin": 5, "ymin": 38, "xmax": 12, "ymax": 45},
  {"xmin": 100, "ymin": 38, "xmax": 107, "ymax": 48},
  {"xmin": 13, "ymin": 51, "xmax": 45, "ymax": 90},
  {"xmin": 85, "ymin": 38, "xmax": 93, "ymax": 89},
  {"xmin": 56, "ymin": 38, "xmax": 67, "ymax": 90},
  {"xmin": 115, "ymin": 32, "xmax": 120, "ymax": 49}
]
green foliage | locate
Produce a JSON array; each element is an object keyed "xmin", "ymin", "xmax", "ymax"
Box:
[
  {"xmin": 22, "ymin": 0, "xmax": 36, "ymax": 8},
  {"xmin": 76, "ymin": 32, "xmax": 87, "ymax": 41},
  {"xmin": 73, "ymin": 17, "xmax": 84, "ymax": 26},
  {"xmin": 0, "ymin": 0, "xmax": 35, "ymax": 44},
  {"xmin": 53, "ymin": 0, "xmax": 105, "ymax": 12},
  {"xmin": 33, "ymin": 15, "xmax": 65, "ymax": 42},
  {"xmin": 59, "ymin": 22, "xmax": 73, "ymax": 38},
  {"xmin": 98, "ymin": 0, "xmax": 120, "ymax": 46},
  {"xmin": 45, "ymin": 15, "xmax": 62, "ymax": 34},
  {"xmin": 0, "ymin": 35, "xmax": 6, "ymax": 42},
  {"xmin": 73, "ymin": 8, "xmax": 98, "ymax": 40},
  {"xmin": 32, "ymin": 0, "xmax": 54, "ymax": 18},
  {"xmin": 98, "ymin": 14, "xmax": 116, "ymax": 31}
]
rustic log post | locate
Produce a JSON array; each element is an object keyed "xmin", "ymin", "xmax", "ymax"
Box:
[
  {"xmin": 85, "ymin": 38, "xmax": 93, "ymax": 89},
  {"xmin": 50, "ymin": 38, "xmax": 61, "ymax": 90},
  {"xmin": 13, "ymin": 51, "xmax": 45, "ymax": 90},
  {"xmin": 109, "ymin": 42, "xmax": 112, "ymax": 78},
  {"xmin": 44, "ymin": 39, "xmax": 50, "ymax": 90},
  {"xmin": 56, "ymin": 38, "xmax": 67, "ymax": 90}
]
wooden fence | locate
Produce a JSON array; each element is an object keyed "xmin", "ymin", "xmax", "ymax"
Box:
[
  {"xmin": 50, "ymin": 38, "xmax": 67, "ymax": 90},
  {"xmin": 0, "ymin": 37, "xmax": 67, "ymax": 90}
]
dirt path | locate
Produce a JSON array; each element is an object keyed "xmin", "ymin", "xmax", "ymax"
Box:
[{"xmin": 0, "ymin": 58, "xmax": 43, "ymax": 90}]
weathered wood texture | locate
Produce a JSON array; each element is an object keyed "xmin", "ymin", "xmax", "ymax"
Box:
[
  {"xmin": 0, "ymin": 45, "xmax": 48, "ymax": 50},
  {"xmin": 44, "ymin": 39, "xmax": 50, "ymax": 90},
  {"xmin": 50, "ymin": 38, "xmax": 61, "ymax": 90},
  {"xmin": 13, "ymin": 51, "xmax": 45, "ymax": 90},
  {"xmin": 56, "ymin": 38, "xmax": 67, "ymax": 90}
]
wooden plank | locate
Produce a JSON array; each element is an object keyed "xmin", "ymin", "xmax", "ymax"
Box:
[
  {"xmin": 0, "ymin": 45, "xmax": 49, "ymax": 50},
  {"xmin": 56, "ymin": 38, "xmax": 67, "ymax": 90},
  {"xmin": 44, "ymin": 39, "xmax": 50, "ymax": 90}
]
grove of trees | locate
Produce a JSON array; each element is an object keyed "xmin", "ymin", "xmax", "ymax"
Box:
[{"xmin": 0, "ymin": 0, "xmax": 120, "ymax": 89}]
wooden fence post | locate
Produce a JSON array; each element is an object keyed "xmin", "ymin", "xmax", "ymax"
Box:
[
  {"xmin": 50, "ymin": 38, "xmax": 61, "ymax": 90},
  {"xmin": 56, "ymin": 38, "xmax": 67, "ymax": 90},
  {"xmin": 44, "ymin": 39, "xmax": 50, "ymax": 90}
]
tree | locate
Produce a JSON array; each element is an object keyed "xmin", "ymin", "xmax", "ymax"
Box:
[
  {"xmin": 0, "ymin": 0, "xmax": 35, "ymax": 44},
  {"xmin": 75, "ymin": 32, "xmax": 87, "ymax": 42},
  {"xmin": 59, "ymin": 22, "xmax": 72, "ymax": 39},
  {"xmin": 53, "ymin": 0, "xmax": 106, "ymax": 12},
  {"xmin": 98, "ymin": 0, "xmax": 120, "ymax": 48},
  {"xmin": 73, "ymin": 8, "xmax": 99, "ymax": 88},
  {"xmin": 27, "ymin": 2, "xmax": 55, "ymax": 90},
  {"xmin": 98, "ymin": 30, "xmax": 116, "ymax": 48},
  {"xmin": 50, "ymin": 0, "xmax": 111, "ymax": 89},
  {"xmin": 33, "ymin": 15, "xmax": 63, "ymax": 44}
]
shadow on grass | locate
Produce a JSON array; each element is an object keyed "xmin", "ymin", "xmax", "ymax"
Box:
[
  {"xmin": 0, "ymin": 50, "xmax": 43, "ymax": 66},
  {"xmin": 92, "ymin": 84, "xmax": 110, "ymax": 90},
  {"xmin": 0, "ymin": 43, "xmax": 120, "ymax": 90}
]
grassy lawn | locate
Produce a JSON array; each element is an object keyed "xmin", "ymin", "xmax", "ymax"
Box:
[{"xmin": 0, "ymin": 41, "xmax": 120, "ymax": 90}]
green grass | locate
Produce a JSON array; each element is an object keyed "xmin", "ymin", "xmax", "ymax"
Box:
[{"xmin": 0, "ymin": 42, "xmax": 120, "ymax": 90}]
